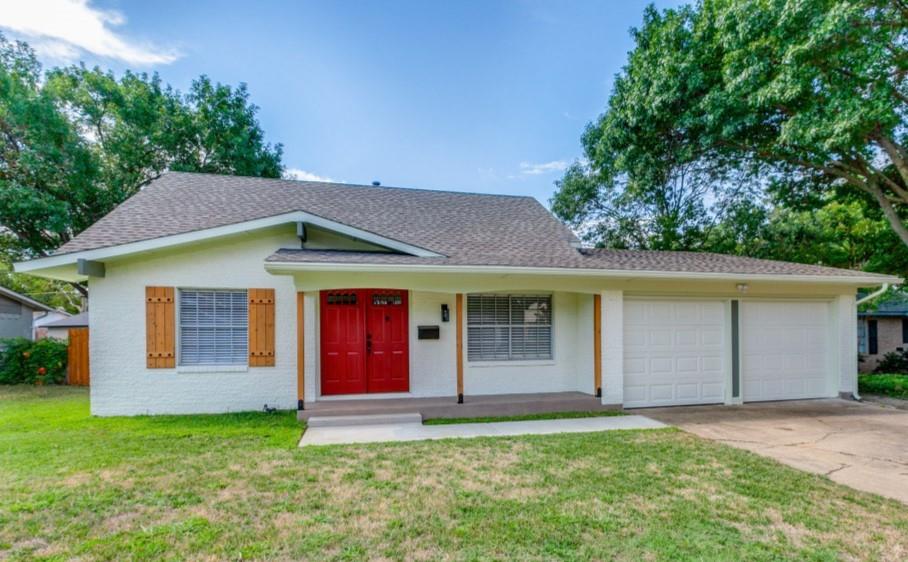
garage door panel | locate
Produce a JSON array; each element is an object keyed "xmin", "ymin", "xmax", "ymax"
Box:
[
  {"xmin": 623, "ymin": 299, "xmax": 728, "ymax": 408},
  {"xmin": 742, "ymin": 301, "xmax": 833, "ymax": 402}
]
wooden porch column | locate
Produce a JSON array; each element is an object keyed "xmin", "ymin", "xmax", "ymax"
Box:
[
  {"xmin": 456, "ymin": 293, "xmax": 464, "ymax": 403},
  {"xmin": 297, "ymin": 292, "xmax": 305, "ymax": 410},
  {"xmin": 593, "ymin": 293, "xmax": 602, "ymax": 398}
]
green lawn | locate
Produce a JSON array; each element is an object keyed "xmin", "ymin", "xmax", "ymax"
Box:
[
  {"xmin": 859, "ymin": 373, "xmax": 908, "ymax": 400},
  {"xmin": 2, "ymin": 386, "xmax": 907, "ymax": 561}
]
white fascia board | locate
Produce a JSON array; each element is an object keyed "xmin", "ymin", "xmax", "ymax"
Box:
[
  {"xmin": 264, "ymin": 260, "xmax": 902, "ymax": 286},
  {"xmin": 15, "ymin": 211, "xmax": 442, "ymax": 275}
]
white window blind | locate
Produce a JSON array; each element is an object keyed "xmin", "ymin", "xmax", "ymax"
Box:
[
  {"xmin": 467, "ymin": 294, "xmax": 552, "ymax": 361},
  {"xmin": 179, "ymin": 289, "xmax": 248, "ymax": 366}
]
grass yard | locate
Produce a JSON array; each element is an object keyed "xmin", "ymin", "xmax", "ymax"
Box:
[
  {"xmin": 2, "ymin": 387, "xmax": 908, "ymax": 561},
  {"xmin": 860, "ymin": 374, "xmax": 908, "ymax": 400}
]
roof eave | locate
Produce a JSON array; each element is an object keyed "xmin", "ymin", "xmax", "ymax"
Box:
[
  {"xmin": 0, "ymin": 286, "xmax": 56, "ymax": 312},
  {"xmin": 15, "ymin": 210, "xmax": 443, "ymax": 280},
  {"xmin": 264, "ymin": 260, "xmax": 902, "ymax": 286}
]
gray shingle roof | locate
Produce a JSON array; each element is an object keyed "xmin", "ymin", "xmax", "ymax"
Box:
[
  {"xmin": 266, "ymin": 247, "xmax": 894, "ymax": 279},
  {"xmin": 55, "ymin": 171, "xmax": 895, "ymax": 282},
  {"xmin": 44, "ymin": 311, "xmax": 89, "ymax": 327},
  {"xmin": 56, "ymin": 172, "xmax": 580, "ymax": 264}
]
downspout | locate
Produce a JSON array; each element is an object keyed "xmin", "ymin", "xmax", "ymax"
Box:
[
  {"xmin": 853, "ymin": 283, "xmax": 892, "ymax": 400},
  {"xmin": 855, "ymin": 283, "xmax": 889, "ymax": 306}
]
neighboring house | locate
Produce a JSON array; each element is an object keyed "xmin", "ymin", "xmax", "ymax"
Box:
[
  {"xmin": 33, "ymin": 309, "xmax": 71, "ymax": 340},
  {"xmin": 42, "ymin": 311, "xmax": 89, "ymax": 341},
  {"xmin": 0, "ymin": 286, "xmax": 54, "ymax": 342},
  {"xmin": 14, "ymin": 172, "xmax": 901, "ymax": 416},
  {"xmin": 858, "ymin": 296, "xmax": 908, "ymax": 373}
]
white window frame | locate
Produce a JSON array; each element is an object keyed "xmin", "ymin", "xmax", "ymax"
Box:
[
  {"xmin": 177, "ymin": 288, "xmax": 248, "ymax": 367},
  {"xmin": 466, "ymin": 293, "xmax": 554, "ymax": 362}
]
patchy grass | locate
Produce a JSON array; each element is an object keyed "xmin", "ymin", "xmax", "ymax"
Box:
[
  {"xmin": 2, "ymin": 386, "xmax": 908, "ymax": 561},
  {"xmin": 424, "ymin": 409, "xmax": 624, "ymax": 425},
  {"xmin": 860, "ymin": 374, "xmax": 908, "ymax": 400}
]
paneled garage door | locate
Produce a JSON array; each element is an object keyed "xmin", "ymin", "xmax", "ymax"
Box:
[
  {"xmin": 623, "ymin": 300, "xmax": 727, "ymax": 408},
  {"xmin": 741, "ymin": 301, "xmax": 832, "ymax": 402}
]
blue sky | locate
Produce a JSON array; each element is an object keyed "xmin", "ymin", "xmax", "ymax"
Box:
[{"xmin": 1, "ymin": 0, "xmax": 682, "ymax": 205}]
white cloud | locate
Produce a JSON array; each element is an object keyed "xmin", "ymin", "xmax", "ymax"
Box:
[
  {"xmin": 283, "ymin": 168, "xmax": 335, "ymax": 183},
  {"xmin": 0, "ymin": 0, "xmax": 180, "ymax": 65},
  {"xmin": 519, "ymin": 160, "xmax": 569, "ymax": 176}
]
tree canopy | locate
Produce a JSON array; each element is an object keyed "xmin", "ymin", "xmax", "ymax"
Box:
[
  {"xmin": 0, "ymin": 34, "xmax": 283, "ymax": 260},
  {"xmin": 0, "ymin": 34, "xmax": 284, "ymax": 307},
  {"xmin": 553, "ymin": 0, "xmax": 908, "ymax": 274}
]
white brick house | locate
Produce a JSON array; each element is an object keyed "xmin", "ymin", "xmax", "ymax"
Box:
[{"xmin": 15, "ymin": 172, "xmax": 899, "ymax": 416}]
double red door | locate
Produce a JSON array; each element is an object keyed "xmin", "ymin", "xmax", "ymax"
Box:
[{"xmin": 320, "ymin": 289, "xmax": 409, "ymax": 395}]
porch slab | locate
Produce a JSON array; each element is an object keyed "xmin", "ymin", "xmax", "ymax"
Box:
[
  {"xmin": 299, "ymin": 391, "xmax": 618, "ymax": 421},
  {"xmin": 299, "ymin": 415, "xmax": 666, "ymax": 446}
]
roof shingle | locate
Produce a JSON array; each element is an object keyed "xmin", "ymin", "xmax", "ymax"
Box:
[
  {"xmin": 266, "ymin": 248, "xmax": 893, "ymax": 279},
  {"xmin": 56, "ymin": 172, "xmax": 580, "ymax": 264},
  {"xmin": 55, "ymin": 172, "xmax": 895, "ymax": 282}
]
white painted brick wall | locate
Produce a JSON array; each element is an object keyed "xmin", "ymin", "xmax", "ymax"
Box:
[{"xmin": 89, "ymin": 228, "xmax": 300, "ymax": 416}]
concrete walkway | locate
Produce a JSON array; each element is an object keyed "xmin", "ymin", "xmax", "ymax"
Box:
[{"xmin": 299, "ymin": 415, "xmax": 666, "ymax": 446}]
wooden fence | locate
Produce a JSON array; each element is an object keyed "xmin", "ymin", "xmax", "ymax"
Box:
[{"xmin": 67, "ymin": 327, "xmax": 90, "ymax": 386}]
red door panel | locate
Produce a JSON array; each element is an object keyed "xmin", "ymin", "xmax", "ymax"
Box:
[
  {"xmin": 320, "ymin": 291, "xmax": 367, "ymax": 395},
  {"xmin": 366, "ymin": 291, "xmax": 409, "ymax": 393},
  {"xmin": 320, "ymin": 289, "xmax": 410, "ymax": 395}
]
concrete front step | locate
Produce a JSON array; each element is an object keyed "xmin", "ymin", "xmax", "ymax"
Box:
[{"xmin": 306, "ymin": 412, "xmax": 423, "ymax": 428}]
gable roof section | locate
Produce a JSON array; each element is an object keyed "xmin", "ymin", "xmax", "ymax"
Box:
[{"xmin": 51, "ymin": 172, "xmax": 579, "ymax": 262}]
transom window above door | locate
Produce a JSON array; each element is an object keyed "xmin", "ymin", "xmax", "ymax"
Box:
[
  {"xmin": 372, "ymin": 293, "xmax": 403, "ymax": 306},
  {"xmin": 325, "ymin": 292, "xmax": 358, "ymax": 305},
  {"xmin": 467, "ymin": 294, "xmax": 553, "ymax": 361}
]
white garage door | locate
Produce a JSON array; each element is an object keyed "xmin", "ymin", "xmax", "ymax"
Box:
[
  {"xmin": 741, "ymin": 301, "xmax": 832, "ymax": 402},
  {"xmin": 623, "ymin": 300, "xmax": 727, "ymax": 408}
]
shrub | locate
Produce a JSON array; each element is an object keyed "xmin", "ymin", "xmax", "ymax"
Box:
[
  {"xmin": 873, "ymin": 350, "xmax": 908, "ymax": 374},
  {"xmin": 0, "ymin": 338, "xmax": 68, "ymax": 385},
  {"xmin": 859, "ymin": 374, "xmax": 908, "ymax": 399}
]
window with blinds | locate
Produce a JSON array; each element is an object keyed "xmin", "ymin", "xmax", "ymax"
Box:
[
  {"xmin": 467, "ymin": 294, "xmax": 552, "ymax": 361},
  {"xmin": 179, "ymin": 289, "xmax": 248, "ymax": 366}
]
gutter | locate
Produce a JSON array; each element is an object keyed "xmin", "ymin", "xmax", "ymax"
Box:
[{"xmin": 853, "ymin": 282, "xmax": 900, "ymax": 401}]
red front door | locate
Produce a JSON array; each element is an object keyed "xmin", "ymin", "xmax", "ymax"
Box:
[{"xmin": 320, "ymin": 289, "xmax": 409, "ymax": 395}]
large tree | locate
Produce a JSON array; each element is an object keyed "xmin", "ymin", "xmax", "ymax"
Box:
[
  {"xmin": 0, "ymin": 34, "xmax": 284, "ymax": 305},
  {"xmin": 0, "ymin": 34, "xmax": 283, "ymax": 261},
  {"xmin": 555, "ymin": 0, "xmax": 908, "ymax": 264}
]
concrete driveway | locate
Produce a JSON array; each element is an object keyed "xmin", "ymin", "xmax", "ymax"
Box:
[{"xmin": 644, "ymin": 399, "xmax": 908, "ymax": 504}]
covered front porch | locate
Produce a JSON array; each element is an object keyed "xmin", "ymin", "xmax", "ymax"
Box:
[{"xmin": 271, "ymin": 263, "xmax": 619, "ymax": 418}]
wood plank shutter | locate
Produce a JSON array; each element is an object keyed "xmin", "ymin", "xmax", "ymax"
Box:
[
  {"xmin": 248, "ymin": 288, "xmax": 276, "ymax": 366},
  {"xmin": 146, "ymin": 287, "xmax": 175, "ymax": 368}
]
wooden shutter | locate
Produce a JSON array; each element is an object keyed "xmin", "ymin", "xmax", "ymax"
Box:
[
  {"xmin": 248, "ymin": 288, "xmax": 276, "ymax": 366},
  {"xmin": 146, "ymin": 287, "xmax": 175, "ymax": 368}
]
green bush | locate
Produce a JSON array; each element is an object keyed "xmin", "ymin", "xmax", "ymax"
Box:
[
  {"xmin": 0, "ymin": 338, "xmax": 68, "ymax": 385},
  {"xmin": 859, "ymin": 374, "xmax": 908, "ymax": 399},
  {"xmin": 873, "ymin": 350, "xmax": 908, "ymax": 374}
]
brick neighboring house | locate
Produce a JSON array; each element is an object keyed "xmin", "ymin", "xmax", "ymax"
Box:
[{"xmin": 858, "ymin": 296, "xmax": 908, "ymax": 373}]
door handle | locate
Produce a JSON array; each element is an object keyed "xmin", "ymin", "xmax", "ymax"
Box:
[{"xmin": 366, "ymin": 333, "xmax": 372, "ymax": 353}]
